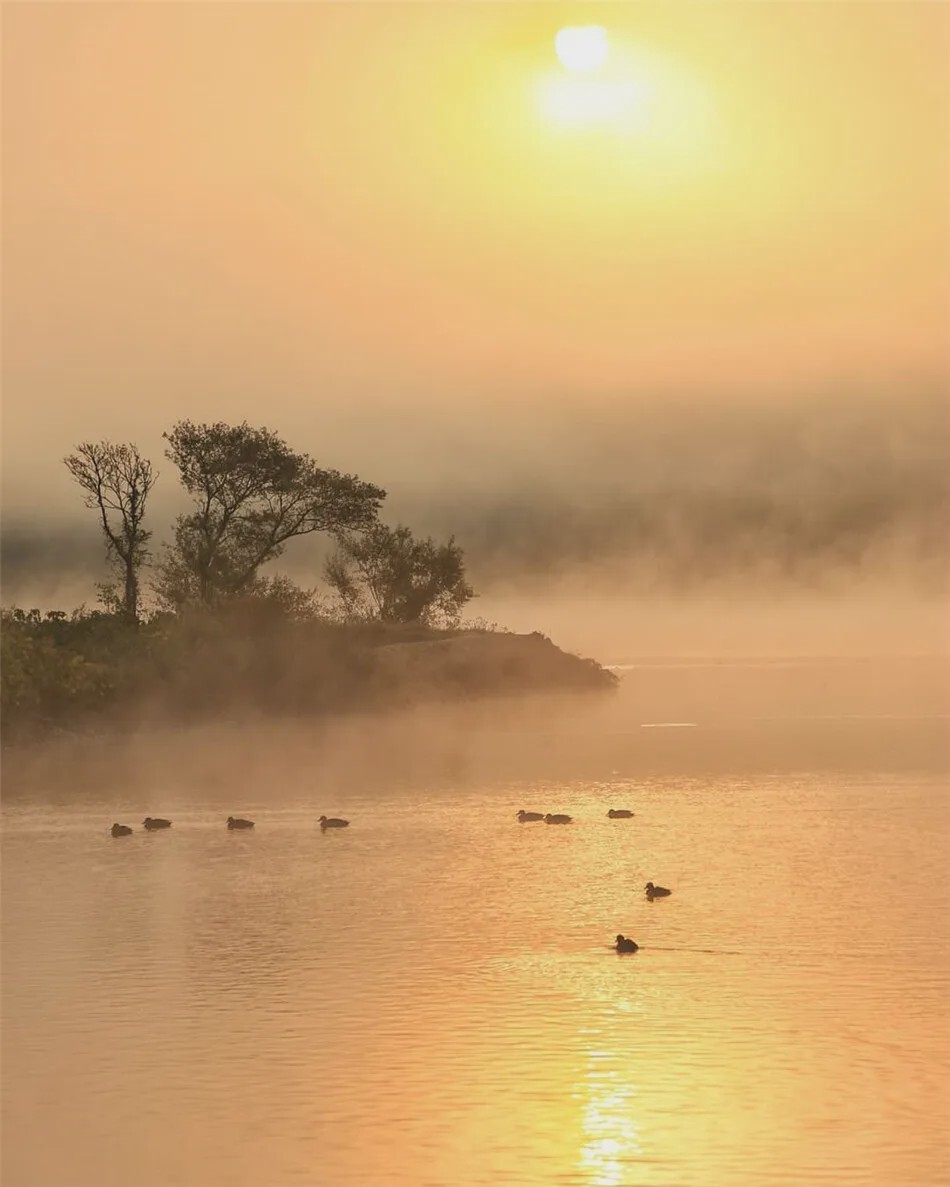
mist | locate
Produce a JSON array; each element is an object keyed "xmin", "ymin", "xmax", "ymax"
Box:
[
  {"xmin": 3, "ymin": 387, "xmax": 947, "ymax": 659},
  {"xmin": 4, "ymin": 9, "xmax": 949, "ymax": 1184},
  {"xmin": 5, "ymin": 3, "xmax": 948, "ymax": 669}
]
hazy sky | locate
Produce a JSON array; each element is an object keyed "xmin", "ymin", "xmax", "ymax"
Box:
[{"xmin": 3, "ymin": 2, "xmax": 949, "ymax": 597}]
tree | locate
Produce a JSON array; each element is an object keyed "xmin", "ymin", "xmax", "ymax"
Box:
[
  {"xmin": 157, "ymin": 420, "xmax": 385, "ymax": 608},
  {"xmin": 64, "ymin": 442, "xmax": 156, "ymax": 621},
  {"xmin": 325, "ymin": 523, "xmax": 475, "ymax": 626}
]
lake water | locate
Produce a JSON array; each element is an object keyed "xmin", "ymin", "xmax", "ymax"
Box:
[{"xmin": 2, "ymin": 657, "xmax": 948, "ymax": 1186}]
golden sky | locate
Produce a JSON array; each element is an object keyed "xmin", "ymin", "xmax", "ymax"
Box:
[{"xmin": 3, "ymin": 2, "xmax": 949, "ymax": 512}]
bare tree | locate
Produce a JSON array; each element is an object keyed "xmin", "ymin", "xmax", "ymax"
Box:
[{"xmin": 64, "ymin": 442, "xmax": 157, "ymax": 621}]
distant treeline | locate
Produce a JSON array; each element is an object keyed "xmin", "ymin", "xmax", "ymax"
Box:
[
  {"xmin": 422, "ymin": 391, "xmax": 950, "ymax": 591},
  {"xmin": 439, "ymin": 479, "xmax": 949, "ymax": 591}
]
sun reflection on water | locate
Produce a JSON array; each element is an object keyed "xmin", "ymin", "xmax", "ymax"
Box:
[{"xmin": 575, "ymin": 1039, "xmax": 645, "ymax": 1186}]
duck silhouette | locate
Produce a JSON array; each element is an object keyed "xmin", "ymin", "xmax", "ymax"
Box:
[
  {"xmin": 615, "ymin": 934, "xmax": 639, "ymax": 953},
  {"xmin": 544, "ymin": 813, "xmax": 572, "ymax": 824},
  {"xmin": 607, "ymin": 809, "xmax": 634, "ymax": 818},
  {"xmin": 517, "ymin": 810, "xmax": 544, "ymax": 822},
  {"xmin": 111, "ymin": 823, "xmax": 132, "ymax": 837},
  {"xmin": 143, "ymin": 817, "xmax": 172, "ymax": 830},
  {"xmin": 227, "ymin": 816, "xmax": 254, "ymax": 829},
  {"xmin": 319, "ymin": 816, "xmax": 349, "ymax": 829},
  {"xmin": 645, "ymin": 882, "xmax": 671, "ymax": 898}
]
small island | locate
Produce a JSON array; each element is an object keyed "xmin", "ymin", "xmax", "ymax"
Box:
[{"xmin": 1, "ymin": 420, "xmax": 616, "ymax": 740}]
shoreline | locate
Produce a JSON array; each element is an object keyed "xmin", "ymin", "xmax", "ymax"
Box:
[{"xmin": 0, "ymin": 621, "xmax": 618, "ymax": 745}]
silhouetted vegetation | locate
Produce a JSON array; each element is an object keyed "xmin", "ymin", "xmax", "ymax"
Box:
[
  {"xmin": 156, "ymin": 420, "xmax": 384, "ymax": 609},
  {"xmin": 0, "ymin": 600, "xmax": 615, "ymax": 740},
  {"xmin": 7, "ymin": 394, "xmax": 945, "ymax": 607},
  {"xmin": 64, "ymin": 441, "xmax": 156, "ymax": 620},
  {"xmin": 325, "ymin": 524, "xmax": 474, "ymax": 626},
  {"xmin": 3, "ymin": 420, "xmax": 616, "ymax": 738}
]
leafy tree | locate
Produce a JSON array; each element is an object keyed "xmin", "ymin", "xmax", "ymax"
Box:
[
  {"xmin": 157, "ymin": 420, "xmax": 385, "ymax": 608},
  {"xmin": 64, "ymin": 442, "xmax": 156, "ymax": 621},
  {"xmin": 325, "ymin": 523, "xmax": 475, "ymax": 627}
]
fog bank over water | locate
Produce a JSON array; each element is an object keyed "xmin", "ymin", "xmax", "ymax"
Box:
[
  {"xmin": 4, "ymin": 4, "xmax": 947, "ymax": 665},
  {"xmin": 2, "ymin": 389, "xmax": 947, "ymax": 659}
]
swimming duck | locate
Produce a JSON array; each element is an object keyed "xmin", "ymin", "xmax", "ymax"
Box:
[
  {"xmin": 517, "ymin": 810, "xmax": 544, "ymax": 822},
  {"xmin": 111, "ymin": 823, "xmax": 133, "ymax": 837},
  {"xmin": 607, "ymin": 809, "xmax": 634, "ymax": 818},
  {"xmin": 227, "ymin": 816, "xmax": 254, "ymax": 829},
  {"xmin": 319, "ymin": 816, "xmax": 349, "ymax": 829},
  {"xmin": 645, "ymin": 882, "xmax": 671, "ymax": 898},
  {"xmin": 615, "ymin": 934, "xmax": 639, "ymax": 953},
  {"xmin": 544, "ymin": 813, "xmax": 572, "ymax": 824},
  {"xmin": 143, "ymin": 817, "xmax": 172, "ymax": 830}
]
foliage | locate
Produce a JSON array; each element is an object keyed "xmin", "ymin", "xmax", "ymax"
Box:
[
  {"xmin": 1, "ymin": 607, "xmax": 129, "ymax": 724},
  {"xmin": 64, "ymin": 441, "xmax": 156, "ymax": 621},
  {"xmin": 0, "ymin": 595, "xmax": 351, "ymax": 732},
  {"xmin": 5, "ymin": 422, "xmax": 616, "ymax": 740},
  {"xmin": 0, "ymin": 592, "xmax": 615, "ymax": 739},
  {"xmin": 157, "ymin": 420, "xmax": 385, "ymax": 609},
  {"xmin": 325, "ymin": 523, "xmax": 475, "ymax": 627},
  {"xmin": 461, "ymin": 616, "xmax": 507, "ymax": 633},
  {"xmin": 237, "ymin": 575, "xmax": 325, "ymax": 623}
]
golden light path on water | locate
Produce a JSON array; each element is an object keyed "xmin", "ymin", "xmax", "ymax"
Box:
[
  {"xmin": 577, "ymin": 1039, "xmax": 645, "ymax": 1186},
  {"xmin": 3, "ymin": 674, "xmax": 949, "ymax": 1186}
]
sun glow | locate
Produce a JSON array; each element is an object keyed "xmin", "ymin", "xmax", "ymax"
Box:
[
  {"xmin": 539, "ymin": 79, "xmax": 652, "ymax": 129},
  {"xmin": 555, "ymin": 26, "xmax": 609, "ymax": 73},
  {"xmin": 537, "ymin": 34, "xmax": 716, "ymax": 158},
  {"xmin": 542, "ymin": 27, "xmax": 653, "ymax": 129},
  {"xmin": 578, "ymin": 1066, "xmax": 645, "ymax": 1186}
]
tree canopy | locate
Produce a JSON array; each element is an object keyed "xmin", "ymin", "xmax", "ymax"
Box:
[
  {"xmin": 157, "ymin": 420, "xmax": 385, "ymax": 608},
  {"xmin": 325, "ymin": 523, "xmax": 475, "ymax": 627}
]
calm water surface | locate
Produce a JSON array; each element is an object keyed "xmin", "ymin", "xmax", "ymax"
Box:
[{"xmin": 3, "ymin": 660, "xmax": 948, "ymax": 1186}]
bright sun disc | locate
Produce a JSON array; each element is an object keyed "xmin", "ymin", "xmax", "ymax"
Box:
[{"xmin": 555, "ymin": 26, "xmax": 609, "ymax": 73}]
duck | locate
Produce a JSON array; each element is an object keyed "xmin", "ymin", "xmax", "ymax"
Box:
[
  {"xmin": 544, "ymin": 813, "xmax": 572, "ymax": 824},
  {"xmin": 615, "ymin": 934, "xmax": 639, "ymax": 953},
  {"xmin": 111, "ymin": 823, "xmax": 133, "ymax": 837},
  {"xmin": 143, "ymin": 817, "xmax": 172, "ymax": 830},
  {"xmin": 645, "ymin": 881, "xmax": 671, "ymax": 898},
  {"xmin": 517, "ymin": 810, "xmax": 544, "ymax": 822},
  {"xmin": 227, "ymin": 816, "xmax": 254, "ymax": 830},
  {"xmin": 607, "ymin": 809, "xmax": 634, "ymax": 818},
  {"xmin": 319, "ymin": 815, "xmax": 349, "ymax": 829}
]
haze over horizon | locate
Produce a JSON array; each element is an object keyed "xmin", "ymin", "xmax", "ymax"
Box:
[
  {"xmin": 3, "ymin": 3, "xmax": 948, "ymax": 652},
  {"xmin": 3, "ymin": 14, "xmax": 950, "ymax": 1186}
]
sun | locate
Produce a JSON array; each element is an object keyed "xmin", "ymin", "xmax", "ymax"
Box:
[{"xmin": 555, "ymin": 26, "xmax": 609, "ymax": 73}]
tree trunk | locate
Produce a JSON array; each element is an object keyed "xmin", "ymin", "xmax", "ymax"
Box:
[{"xmin": 124, "ymin": 557, "xmax": 138, "ymax": 621}]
